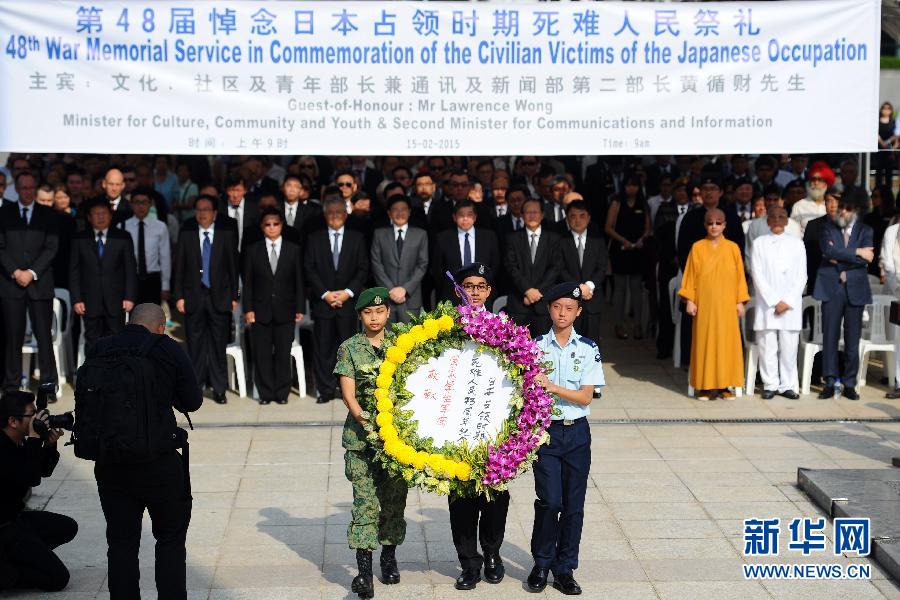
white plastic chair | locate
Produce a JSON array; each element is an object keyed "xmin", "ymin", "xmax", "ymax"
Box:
[
  {"xmin": 668, "ymin": 274, "xmax": 683, "ymax": 368},
  {"xmin": 741, "ymin": 298, "xmax": 759, "ymax": 394},
  {"xmin": 290, "ymin": 301, "xmax": 313, "ymax": 398},
  {"xmin": 858, "ymin": 294, "xmax": 896, "ymax": 388},
  {"xmin": 225, "ymin": 305, "xmax": 247, "ymax": 397},
  {"xmin": 799, "ymin": 296, "xmax": 846, "ymax": 394},
  {"xmin": 492, "ymin": 295, "xmax": 508, "ymax": 314},
  {"xmin": 21, "ymin": 298, "xmax": 65, "ymax": 397}
]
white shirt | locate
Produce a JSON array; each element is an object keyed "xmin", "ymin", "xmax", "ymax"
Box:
[
  {"xmin": 525, "ymin": 225, "xmax": 542, "ymax": 249},
  {"xmin": 422, "ymin": 199, "xmax": 432, "ymax": 216},
  {"xmin": 284, "ymin": 201, "xmax": 298, "ymax": 226},
  {"xmin": 571, "ymin": 229, "xmax": 596, "ymax": 292},
  {"xmin": 109, "ymin": 196, "xmax": 122, "ymax": 212},
  {"xmin": 457, "ymin": 226, "xmax": 475, "ymax": 262},
  {"xmin": 496, "ymin": 203, "xmax": 507, "ymax": 217},
  {"xmin": 93, "ymin": 227, "xmax": 109, "ymax": 240},
  {"xmin": 881, "ymin": 223, "xmax": 900, "ymax": 296},
  {"xmin": 510, "ymin": 215, "xmax": 524, "ymax": 231},
  {"xmin": 266, "ymin": 235, "xmax": 283, "ymax": 261},
  {"xmin": 323, "ymin": 226, "xmax": 353, "ymax": 299},
  {"xmin": 392, "ymin": 223, "xmax": 408, "ymax": 241},
  {"xmin": 750, "ymin": 232, "xmax": 807, "ymax": 331},
  {"xmin": 124, "ymin": 216, "xmax": 172, "ymax": 290},
  {"xmin": 16, "ymin": 200, "xmax": 33, "ymax": 224},
  {"xmin": 228, "ymin": 199, "xmax": 244, "ymax": 243},
  {"xmin": 790, "ymin": 198, "xmax": 827, "ymax": 233},
  {"xmin": 745, "ymin": 216, "xmax": 802, "ymax": 271}
]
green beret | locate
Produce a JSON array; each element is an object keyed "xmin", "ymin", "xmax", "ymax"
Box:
[{"xmin": 355, "ymin": 287, "xmax": 389, "ymax": 311}]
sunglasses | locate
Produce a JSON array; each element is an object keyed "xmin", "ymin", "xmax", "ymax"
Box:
[
  {"xmin": 705, "ymin": 220, "xmax": 725, "ymax": 226},
  {"xmin": 336, "ymin": 182, "xmax": 354, "ymax": 188}
]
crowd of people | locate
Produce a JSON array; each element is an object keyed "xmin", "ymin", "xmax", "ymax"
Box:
[{"xmin": 0, "ymin": 143, "xmax": 899, "ymax": 404}]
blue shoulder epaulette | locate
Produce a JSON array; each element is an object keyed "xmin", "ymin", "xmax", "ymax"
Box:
[{"xmin": 578, "ymin": 336, "xmax": 598, "ymax": 348}]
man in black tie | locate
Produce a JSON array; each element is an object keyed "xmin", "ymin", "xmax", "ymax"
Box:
[
  {"xmin": 505, "ymin": 198, "xmax": 562, "ymax": 336},
  {"xmin": 221, "ymin": 175, "xmax": 258, "ymax": 250},
  {"xmin": 94, "ymin": 167, "xmax": 132, "ymax": 227},
  {"xmin": 431, "ymin": 200, "xmax": 500, "ymax": 304},
  {"xmin": 495, "ymin": 185, "xmax": 529, "ymax": 242},
  {"xmin": 70, "ymin": 200, "xmax": 137, "ymax": 353},
  {"xmin": 173, "ymin": 195, "xmax": 239, "ymax": 404},
  {"xmin": 282, "ymin": 173, "xmax": 323, "ymax": 236},
  {"xmin": 559, "ymin": 200, "xmax": 607, "ymax": 345},
  {"xmin": 304, "ymin": 197, "xmax": 369, "ymax": 404},
  {"xmin": 0, "ymin": 172, "xmax": 59, "ymax": 393},
  {"xmin": 123, "ymin": 188, "xmax": 171, "ymax": 305}
]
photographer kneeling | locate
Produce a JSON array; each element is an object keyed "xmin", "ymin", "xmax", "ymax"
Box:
[{"xmin": 0, "ymin": 390, "xmax": 77, "ymax": 592}]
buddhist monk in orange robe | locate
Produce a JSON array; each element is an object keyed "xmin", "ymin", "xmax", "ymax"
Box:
[{"xmin": 679, "ymin": 208, "xmax": 750, "ymax": 399}]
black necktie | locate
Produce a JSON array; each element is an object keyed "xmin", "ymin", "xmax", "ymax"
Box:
[
  {"xmin": 137, "ymin": 220, "xmax": 147, "ymax": 278},
  {"xmin": 396, "ymin": 229, "xmax": 404, "ymax": 258},
  {"xmin": 21, "ymin": 206, "xmax": 28, "ymax": 225}
]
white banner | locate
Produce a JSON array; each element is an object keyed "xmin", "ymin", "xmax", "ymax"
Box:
[
  {"xmin": 0, "ymin": 0, "xmax": 882, "ymax": 154},
  {"xmin": 405, "ymin": 342, "xmax": 513, "ymax": 449}
]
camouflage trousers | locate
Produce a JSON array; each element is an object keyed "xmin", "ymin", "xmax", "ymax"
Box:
[{"xmin": 344, "ymin": 447, "xmax": 408, "ymax": 550}]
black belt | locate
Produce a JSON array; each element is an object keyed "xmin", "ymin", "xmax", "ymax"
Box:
[{"xmin": 550, "ymin": 417, "xmax": 586, "ymax": 427}]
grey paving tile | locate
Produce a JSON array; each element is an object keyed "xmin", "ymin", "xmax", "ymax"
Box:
[{"xmin": 655, "ymin": 581, "xmax": 771, "ymax": 599}]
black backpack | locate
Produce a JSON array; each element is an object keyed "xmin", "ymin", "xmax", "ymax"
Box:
[{"xmin": 73, "ymin": 334, "xmax": 180, "ymax": 463}]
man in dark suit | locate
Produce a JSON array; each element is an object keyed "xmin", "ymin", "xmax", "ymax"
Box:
[
  {"xmin": 94, "ymin": 167, "xmax": 132, "ymax": 227},
  {"xmin": 494, "ymin": 185, "xmax": 529, "ymax": 243},
  {"xmin": 304, "ymin": 197, "xmax": 369, "ymax": 403},
  {"xmin": 505, "ymin": 198, "xmax": 562, "ymax": 336},
  {"xmin": 412, "ymin": 172, "xmax": 453, "ymax": 236},
  {"xmin": 70, "ymin": 199, "xmax": 137, "ymax": 353},
  {"xmin": 173, "ymin": 195, "xmax": 239, "ymax": 404},
  {"xmin": 242, "ymin": 208, "xmax": 305, "ymax": 405},
  {"xmin": 0, "ymin": 172, "xmax": 59, "ymax": 392},
  {"xmin": 220, "ymin": 174, "xmax": 259, "ymax": 249},
  {"xmin": 813, "ymin": 196, "xmax": 874, "ymax": 400},
  {"xmin": 558, "ymin": 201, "xmax": 607, "ymax": 345},
  {"xmin": 244, "ymin": 157, "xmax": 280, "ymax": 201},
  {"xmin": 282, "ymin": 173, "xmax": 323, "ymax": 237},
  {"xmin": 803, "ymin": 195, "xmax": 840, "ymax": 295},
  {"xmin": 431, "ymin": 200, "xmax": 500, "ymax": 304},
  {"xmin": 370, "ymin": 196, "xmax": 429, "ymax": 324}
]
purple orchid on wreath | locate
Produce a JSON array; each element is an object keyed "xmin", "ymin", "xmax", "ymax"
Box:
[{"xmin": 456, "ymin": 303, "xmax": 555, "ymax": 487}]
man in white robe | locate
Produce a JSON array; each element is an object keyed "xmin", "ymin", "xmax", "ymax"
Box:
[{"xmin": 750, "ymin": 207, "xmax": 807, "ymax": 399}]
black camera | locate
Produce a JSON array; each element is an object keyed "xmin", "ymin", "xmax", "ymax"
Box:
[{"xmin": 32, "ymin": 386, "xmax": 75, "ymax": 440}]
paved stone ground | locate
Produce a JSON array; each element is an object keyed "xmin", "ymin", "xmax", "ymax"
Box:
[{"xmin": 5, "ymin": 330, "xmax": 900, "ymax": 599}]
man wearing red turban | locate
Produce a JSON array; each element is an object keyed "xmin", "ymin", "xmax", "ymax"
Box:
[{"xmin": 790, "ymin": 162, "xmax": 836, "ymax": 233}]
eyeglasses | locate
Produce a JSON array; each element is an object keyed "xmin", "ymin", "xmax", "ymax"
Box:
[
  {"xmin": 705, "ymin": 220, "xmax": 725, "ymax": 226},
  {"xmin": 336, "ymin": 182, "xmax": 354, "ymax": 188},
  {"xmin": 462, "ymin": 283, "xmax": 489, "ymax": 292},
  {"xmin": 263, "ymin": 222, "xmax": 282, "ymax": 227}
]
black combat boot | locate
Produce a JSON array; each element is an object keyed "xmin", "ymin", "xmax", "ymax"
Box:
[
  {"xmin": 380, "ymin": 544, "xmax": 400, "ymax": 584},
  {"xmin": 351, "ymin": 549, "xmax": 375, "ymax": 598}
]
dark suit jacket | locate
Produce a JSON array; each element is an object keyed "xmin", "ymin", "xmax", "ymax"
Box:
[
  {"xmin": 431, "ymin": 227, "xmax": 500, "ymax": 302},
  {"xmin": 0, "ymin": 202, "xmax": 58, "ymax": 300},
  {"xmin": 505, "ymin": 229, "xmax": 562, "ymax": 317},
  {"xmin": 90, "ymin": 195, "xmax": 133, "ymax": 227},
  {"xmin": 304, "ymin": 228, "xmax": 369, "ymax": 320},
  {"xmin": 70, "ymin": 228, "xmax": 137, "ymax": 316},
  {"xmin": 559, "ymin": 232, "xmax": 608, "ymax": 315},
  {"xmin": 241, "ymin": 238, "xmax": 305, "ymax": 324},
  {"xmin": 285, "ymin": 200, "xmax": 324, "ymax": 237},
  {"xmin": 812, "ymin": 219, "xmax": 874, "ymax": 307},
  {"xmin": 219, "ymin": 198, "xmax": 259, "ymax": 241},
  {"xmin": 240, "ymin": 219, "xmax": 302, "ymax": 257},
  {"xmin": 51, "ymin": 211, "xmax": 76, "ymax": 291},
  {"xmin": 173, "ymin": 223, "xmax": 239, "ymax": 315},
  {"xmin": 676, "ymin": 203, "xmax": 745, "ymax": 269},
  {"xmin": 246, "ymin": 176, "xmax": 280, "ymax": 200},
  {"xmin": 803, "ymin": 214, "xmax": 829, "ymax": 293}
]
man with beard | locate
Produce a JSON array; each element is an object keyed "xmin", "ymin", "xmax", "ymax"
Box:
[
  {"xmin": 813, "ymin": 195, "xmax": 874, "ymax": 400},
  {"xmin": 790, "ymin": 162, "xmax": 835, "ymax": 233}
]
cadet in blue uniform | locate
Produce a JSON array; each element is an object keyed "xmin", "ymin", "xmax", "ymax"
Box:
[
  {"xmin": 448, "ymin": 263, "xmax": 511, "ymax": 590},
  {"xmin": 527, "ymin": 282, "xmax": 605, "ymax": 596}
]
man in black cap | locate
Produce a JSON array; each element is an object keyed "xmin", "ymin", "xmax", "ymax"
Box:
[
  {"xmin": 527, "ymin": 282, "xmax": 604, "ymax": 596},
  {"xmin": 446, "ymin": 262, "xmax": 510, "ymax": 590},
  {"xmin": 813, "ymin": 195, "xmax": 873, "ymax": 400}
]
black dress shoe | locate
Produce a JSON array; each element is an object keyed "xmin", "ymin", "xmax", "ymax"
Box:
[
  {"xmin": 887, "ymin": 388, "xmax": 900, "ymax": 399},
  {"xmin": 213, "ymin": 392, "xmax": 227, "ymax": 404},
  {"xmin": 525, "ymin": 566, "xmax": 549, "ymax": 593},
  {"xmin": 553, "ymin": 573, "xmax": 583, "ymax": 595},
  {"xmin": 842, "ymin": 387, "xmax": 859, "ymax": 400},
  {"xmin": 316, "ymin": 394, "xmax": 332, "ymax": 404},
  {"xmin": 483, "ymin": 554, "xmax": 505, "ymax": 584},
  {"xmin": 761, "ymin": 390, "xmax": 776, "ymax": 400},
  {"xmin": 455, "ymin": 567, "xmax": 480, "ymax": 590},
  {"xmin": 275, "ymin": 398, "xmax": 288, "ymax": 404},
  {"xmin": 778, "ymin": 390, "xmax": 800, "ymax": 400},
  {"xmin": 817, "ymin": 386, "xmax": 836, "ymax": 399},
  {"xmin": 259, "ymin": 398, "xmax": 271, "ymax": 405}
]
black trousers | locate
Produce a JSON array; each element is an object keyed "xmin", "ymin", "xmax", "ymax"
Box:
[
  {"xmin": 83, "ymin": 312, "xmax": 125, "ymax": 355},
  {"xmin": 250, "ymin": 320, "xmax": 294, "ymax": 402},
  {"xmin": 448, "ymin": 491, "xmax": 510, "ymax": 570},
  {"xmin": 532, "ymin": 418, "xmax": 591, "ymax": 576},
  {"xmin": 312, "ymin": 312, "xmax": 357, "ymax": 398},
  {"xmin": 574, "ymin": 312, "xmax": 601, "ymax": 346},
  {"xmin": 136, "ymin": 272, "xmax": 162, "ymax": 305},
  {"xmin": 95, "ymin": 451, "xmax": 191, "ymax": 600},
  {"xmin": 0, "ymin": 511, "xmax": 77, "ymax": 592},
  {"xmin": 1, "ymin": 297, "xmax": 57, "ymax": 390},
  {"xmin": 184, "ymin": 291, "xmax": 230, "ymax": 395},
  {"xmin": 822, "ymin": 284, "xmax": 864, "ymax": 388}
]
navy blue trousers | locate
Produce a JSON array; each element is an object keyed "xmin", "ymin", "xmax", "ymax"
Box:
[
  {"xmin": 821, "ymin": 283, "xmax": 864, "ymax": 388},
  {"xmin": 531, "ymin": 418, "xmax": 591, "ymax": 575}
]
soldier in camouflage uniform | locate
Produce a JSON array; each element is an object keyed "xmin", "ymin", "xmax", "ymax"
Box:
[{"xmin": 334, "ymin": 287, "xmax": 408, "ymax": 599}]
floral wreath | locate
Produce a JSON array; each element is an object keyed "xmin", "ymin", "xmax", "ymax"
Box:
[{"xmin": 359, "ymin": 292, "xmax": 554, "ymax": 497}]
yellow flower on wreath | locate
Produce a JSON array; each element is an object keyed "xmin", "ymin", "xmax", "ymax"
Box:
[
  {"xmin": 375, "ymin": 412, "xmax": 393, "ymax": 428},
  {"xmin": 375, "ymin": 373, "xmax": 393, "ymax": 390},
  {"xmin": 455, "ymin": 462, "xmax": 472, "ymax": 481},
  {"xmin": 379, "ymin": 361, "xmax": 397, "ymax": 378},
  {"xmin": 423, "ymin": 319, "xmax": 440, "ymax": 339},
  {"xmin": 373, "ymin": 388, "xmax": 390, "ymax": 403},
  {"xmin": 379, "ymin": 423, "xmax": 398, "ymax": 441},
  {"xmin": 409, "ymin": 325, "xmax": 427, "ymax": 344},
  {"xmin": 437, "ymin": 314, "xmax": 455, "ymax": 331},
  {"xmin": 395, "ymin": 333, "xmax": 415, "ymax": 353},
  {"xmin": 375, "ymin": 398, "xmax": 393, "ymax": 413},
  {"xmin": 385, "ymin": 346, "xmax": 407, "ymax": 365}
]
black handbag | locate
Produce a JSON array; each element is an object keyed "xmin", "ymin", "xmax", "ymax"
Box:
[{"xmin": 890, "ymin": 301, "xmax": 900, "ymax": 326}]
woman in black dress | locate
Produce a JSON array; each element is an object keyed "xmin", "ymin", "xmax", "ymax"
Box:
[{"xmin": 875, "ymin": 102, "xmax": 897, "ymax": 189}]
